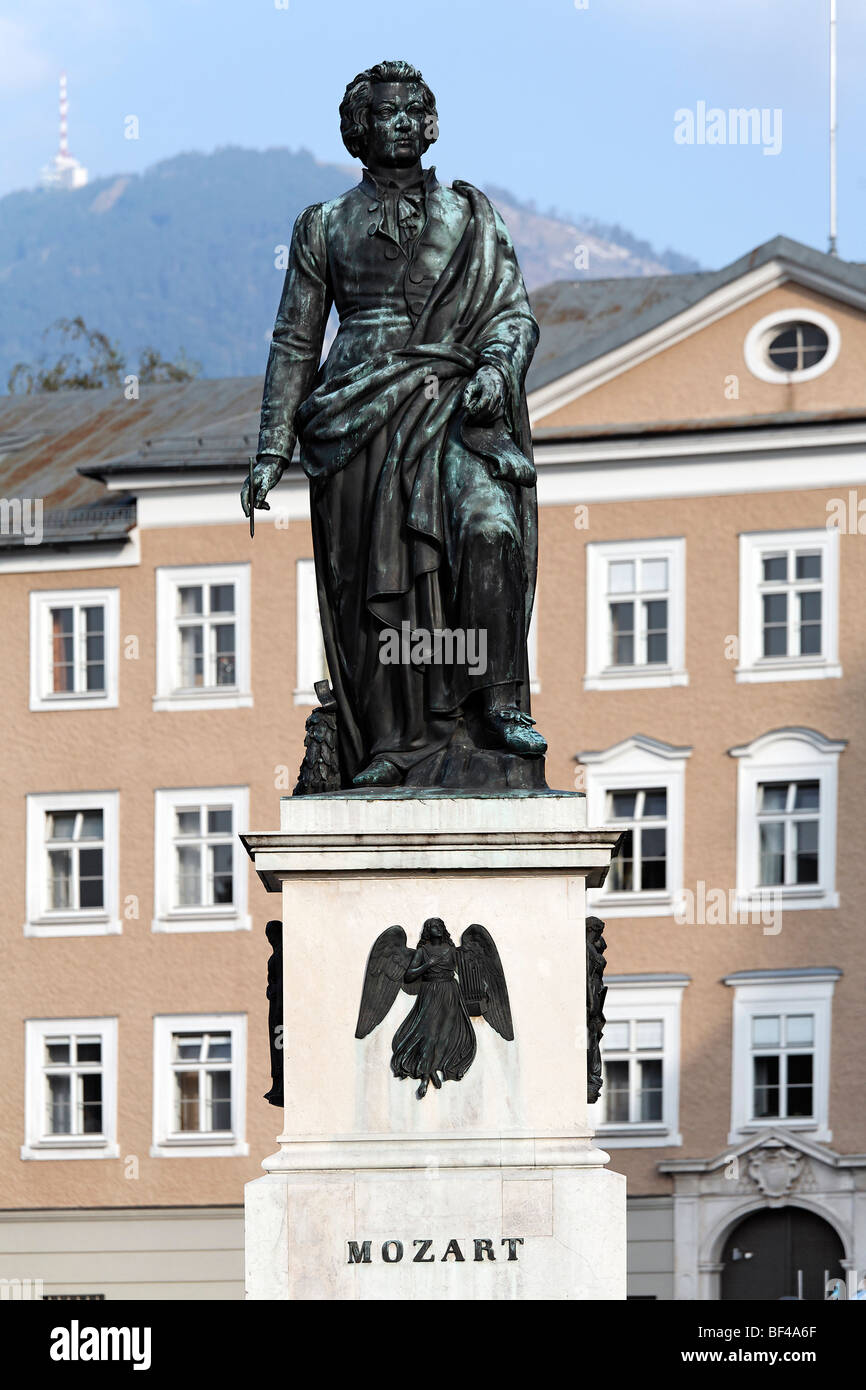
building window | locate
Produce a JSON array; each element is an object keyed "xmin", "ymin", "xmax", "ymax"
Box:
[
  {"xmin": 29, "ymin": 589, "xmax": 119, "ymax": 711},
  {"xmin": 294, "ymin": 558, "xmax": 328, "ymax": 705},
  {"xmin": 597, "ymin": 977, "xmax": 688, "ymax": 1147},
  {"xmin": 25, "ymin": 792, "xmax": 120, "ymax": 937},
  {"xmin": 585, "ymin": 538, "xmax": 686, "ymax": 690},
  {"xmin": 154, "ymin": 564, "xmax": 251, "ymax": 711},
  {"xmin": 730, "ymin": 728, "xmax": 844, "ymax": 912},
  {"xmin": 23, "ymin": 1018, "xmax": 118, "ymax": 1160},
  {"xmin": 153, "ymin": 787, "xmax": 249, "ymax": 933},
  {"xmin": 737, "ymin": 529, "xmax": 840, "ymax": 683},
  {"xmin": 744, "ymin": 308, "xmax": 840, "ymax": 385},
  {"xmin": 725, "ymin": 969, "xmax": 839, "ymax": 1143},
  {"xmin": 152, "ymin": 1014, "xmax": 247, "ymax": 1157},
  {"xmin": 579, "ymin": 735, "xmax": 691, "ymax": 917}
]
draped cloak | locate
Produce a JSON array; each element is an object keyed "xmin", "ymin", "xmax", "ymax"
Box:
[{"xmin": 257, "ymin": 169, "xmax": 540, "ymax": 784}]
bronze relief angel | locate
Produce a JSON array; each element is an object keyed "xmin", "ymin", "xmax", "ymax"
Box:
[{"xmin": 355, "ymin": 917, "xmax": 514, "ymax": 1098}]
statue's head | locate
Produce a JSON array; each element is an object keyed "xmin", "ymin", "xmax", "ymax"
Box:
[
  {"xmin": 339, "ymin": 59, "xmax": 438, "ymax": 169},
  {"xmin": 419, "ymin": 916, "xmax": 450, "ymax": 945}
]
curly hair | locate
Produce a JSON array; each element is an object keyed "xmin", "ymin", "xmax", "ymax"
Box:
[
  {"xmin": 419, "ymin": 916, "xmax": 453, "ymax": 946},
  {"xmin": 339, "ymin": 59, "xmax": 438, "ymax": 161}
]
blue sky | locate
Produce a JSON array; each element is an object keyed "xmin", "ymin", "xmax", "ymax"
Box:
[{"xmin": 2, "ymin": 0, "xmax": 865, "ymax": 269}]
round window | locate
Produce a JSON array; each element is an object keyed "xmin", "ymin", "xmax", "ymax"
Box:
[{"xmin": 766, "ymin": 321, "xmax": 829, "ymax": 373}]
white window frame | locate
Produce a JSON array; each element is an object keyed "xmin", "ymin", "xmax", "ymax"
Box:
[
  {"xmin": 744, "ymin": 307, "xmax": 840, "ymax": 385},
  {"xmin": 725, "ymin": 969, "xmax": 839, "ymax": 1144},
  {"xmin": 22, "ymin": 1017, "xmax": 119, "ymax": 1160},
  {"xmin": 294, "ymin": 558, "xmax": 328, "ymax": 705},
  {"xmin": 585, "ymin": 537, "xmax": 687, "ymax": 691},
  {"xmin": 29, "ymin": 587, "xmax": 119, "ymax": 711},
  {"xmin": 579, "ymin": 735, "xmax": 692, "ymax": 917},
  {"xmin": 25, "ymin": 791, "xmax": 120, "ymax": 938},
  {"xmin": 154, "ymin": 563, "xmax": 251, "ymax": 711},
  {"xmin": 151, "ymin": 1013, "xmax": 248, "ymax": 1157},
  {"xmin": 737, "ymin": 528, "xmax": 841, "ymax": 683},
  {"xmin": 153, "ymin": 786, "xmax": 250, "ymax": 933},
  {"xmin": 596, "ymin": 977, "xmax": 687, "ymax": 1148},
  {"xmin": 730, "ymin": 728, "xmax": 844, "ymax": 913}
]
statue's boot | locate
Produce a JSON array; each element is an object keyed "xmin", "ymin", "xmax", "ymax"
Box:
[
  {"xmin": 430, "ymin": 1072, "xmax": 442, "ymax": 1089},
  {"xmin": 416, "ymin": 1079, "xmax": 429, "ymax": 1099},
  {"xmin": 352, "ymin": 756, "xmax": 402, "ymax": 788},
  {"xmin": 481, "ymin": 706, "xmax": 547, "ymax": 757}
]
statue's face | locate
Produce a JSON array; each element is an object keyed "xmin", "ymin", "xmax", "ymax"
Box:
[
  {"xmin": 366, "ymin": 82, "xmax": 427, "ymax": 168},
  {"xmin": 428, "ymin": 923, "xmax": 445, "ymax": 942}
]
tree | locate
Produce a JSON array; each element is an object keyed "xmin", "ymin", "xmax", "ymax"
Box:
[{"xmin": 6, "ymin": 317, "xmax": 200, "ymax": 393}]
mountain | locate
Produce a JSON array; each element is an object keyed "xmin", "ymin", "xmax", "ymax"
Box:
[{"xmin": 0, "ymin": 148, "xmax": 701, "ymax": 389}]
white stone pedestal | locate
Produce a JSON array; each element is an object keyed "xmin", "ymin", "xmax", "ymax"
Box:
[{"xmin": 242, "ymin": 792, "xmax": 626, "ymax": 1300}]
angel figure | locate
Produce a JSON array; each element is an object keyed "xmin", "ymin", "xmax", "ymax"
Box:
[{"xmin": 355, "ymin": 917, "xmax": 514, "ymax": 1098}]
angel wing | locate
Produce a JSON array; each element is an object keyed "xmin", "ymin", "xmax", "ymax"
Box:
[
  {"xmin": 354, "ymin": 925, "xmax": 420, "ymax": 1039},
  {"xmin": 458, "ymin": 924, "xmax": 514, "ymax": 1041}
]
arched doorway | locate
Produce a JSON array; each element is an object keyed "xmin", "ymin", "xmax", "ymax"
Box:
[{"xmin": 721, "ymin": 1206, "xmax": 844, "ymax": 1301}]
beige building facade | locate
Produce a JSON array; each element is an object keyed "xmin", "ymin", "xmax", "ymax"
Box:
[{"xmin": 1, "ymin": 234, "xmax": 865, "ymax": 1299}]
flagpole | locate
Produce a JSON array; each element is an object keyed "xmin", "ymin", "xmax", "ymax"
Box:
[{"xmin": 829, "ymin": 0, "xmax": 838, "ymax": 255}]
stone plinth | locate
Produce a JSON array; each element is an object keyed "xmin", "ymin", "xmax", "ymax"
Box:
[{"xmin": 242, "ymin": 792, "xmax": 626, "ymax": 1300}]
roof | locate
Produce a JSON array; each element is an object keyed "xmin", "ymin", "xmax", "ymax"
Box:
[{"xmin": 526, "ymin": 234, "xmax": 866, "ymax": 394}]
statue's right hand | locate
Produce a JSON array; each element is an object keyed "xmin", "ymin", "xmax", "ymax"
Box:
[{"xmin": 241, "ymin": 455, "xmax": 285, "ymax": 517}]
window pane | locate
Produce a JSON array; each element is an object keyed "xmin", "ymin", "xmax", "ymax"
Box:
[
  {"xmin": 179, "ymin": 626, "xmax": 204, "ymax": 687},
  {"xmin": 207, "ymin": 808, "xmax": 232, "ymax": 835},
  {"xmin": 176, "ymin": 808, "xmax": 200, "ymax": 836},
  {"xmin": 210, "ymin": 843, "xmax": 233, "ymax": 904},
  {"xmin": 177, "ymin": 845, "xmax": 202, "ymax": 906},
  {"xmin": 640, "ymin": 827, "xmax": 667, "ymax": 890},
  {"xmin": 206, "ymin": 1034, "xmax": 232, "ymax": 1061},
  {"xmin": 48, "ymin": 812, "xmax": 77, "ymax": 840},
  {"xmin": 638, "ymin": 1058, "xmax": 663, "ymax": 1122},
  {"xmin": 604, "ymin": 1059, "xmax": 630, "ymax": 1123},
  {"xmin": 752, "ymin": 1015, "xmax": 780, "ymax": 1047},
  {"xmin": 795, "ymin": 819, "xmax": 819, "ymax": 884},
  {"xmin": 786, "ymin": 1054, "xmax": 814, "ymax": 1117},
  {"xmin": 84, "ymin": 607, "xmax": 105, "ymax": 692},
  {"xmin": 762, "ymin": 555, "xmax": 787, "ymax": 582},
  {"xmin": 208, "ymin": 1070, "xmax": 232, "ymax": 1131},
  {"xmin": 608, "ymin": 561, "xmax": 635, "ymax": 594},
  {"xmin": 215, "ymin": 624, "xmax": 236, "ymax": 686},
  {"xmin": 78, "ymin": 847, "xmax": 104, "ymax": 909},
  {"xmin": 762, "ymin": 592, "xmax": 787, "ymax": 657},
  {"xmin": 609, "ymin": 791, "xmax": 637, "ymax": 820},
  {"xmin": 209, "ymin": 584, "xmax": 235, "ymax": 613},
  {"xmin": 51, "ymin": 608, "xmax": 75, "ymax": 692},
  {"xmin": 79, "ymin": 811, "xmax": 103, "ymax": 840},
  {"xmin": 642, "ymin": 789, "xmax": 667, "ymax": 817},
  {"xmin": 45, "ymin": 1038, "xmax": 70, "ymax": 1064},
  {"xmin": 794, "ymin": 781, "xmax": 819, "ymax": 811},
  {"xmin": 177, "ymin": 586, "xmax": 203, "ymax": 615},
  {"xmin": 76, "ymin": 1039, "xmax": 101, "ymax": 1063},
  {"xmin": 641, "ymin": 558, "xmax": 668, "ymax": 592},
  {"xmin": 47, "ymin": 1074, "xmax": 72, "ymax": 1134},
  {"xmin": 174, "ymin": 1035, "xmax": 203, "ymax": 1061},
  {"xmin": 753, "ymin": 1055, "xmax": 780, "ymax": 1118},
  {"xmin": 786, "ymin": 1014, "xmax": 814, "ymax": 1046},
  {"xmin": 759, "ymin": 822, "xmax": 785, "ymax": 886},
  {"xmin": 604, "ymin": 1021, "xmax": 629, "ymax": 1051},
  {"xmin": 644, "ymin": 599, "xmax": 668, "ymax": 664},
  {"xmin": 635, "ymin": 1020, "xmax": 663, "ymax": 1050},
  {"xmin": 760, "ymin": 783, "xmax": 789, "ymax": 812},
  {"xmin": 80, "ymin": 1072, "xmax": 103, "ymax": 1134},
  {"xmin": 610, "ymin": 602, "xmax": 634, "ymax": 666},
  {"xmin": 48, "ymin": 849, "xmax": 73, "ymax": 909},
  {"xmin": 795, "ymin": 553, "xmax": 821, "ymax": 580},
  {"xmin": 608, "ymin": 828, "xmax": 633, "ymax": 891},
  {"xmin": 175, "ymin": 1072, "xmax": 200, "ymax": 1131}
]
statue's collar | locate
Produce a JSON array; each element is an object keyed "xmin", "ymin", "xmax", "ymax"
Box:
[{"xmin": 360, "ymin": 166, "xmax": 439, "ymax": 197}]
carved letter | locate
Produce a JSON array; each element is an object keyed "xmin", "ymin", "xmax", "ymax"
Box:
[
  {"xmin": 381, "ymin": 1240, "xmax": 404, "ymax": 1263},
  {"xmin": 347, "ymin": 1241, "xmax": 371, "ymax": 1264},
  {"xmin": 413, "ymin": 1239, "xmax": 434, "ymax": 1263},
  {"xmin": 501, "ymin": 1237, "xmax": 524, "ymax": 1261},
  {"xmin": 441, "ymin": 1239, "xmax": 465, "ymax": 1262},
  {"xmin": 474, "ymin": 1238, "xmax": 496, "ymax": 1261}
]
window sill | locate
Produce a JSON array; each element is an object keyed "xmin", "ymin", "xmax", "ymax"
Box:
[
  {"xmin": 596, "ymin": 1127, "xmax": 682, "ymax": 1150},
  {"xmin": 587, "ymin": 889, "xmax": 677, "ymax": 919},
  {"xmin": 584, "ymin": 667, "xmax": 688, "ymax": 693},
  {"xmin": 735, "ymin": 660, "xmax": 842, "ymax": 685},
  {"xmin": 150, "ymin": 1136, "xmax": 248, "ymax": 1159},
  {"xmin": 21, "ymin": 1139, "xmax": 120, "ymax": 1162},
  {"xmin": 153, "ymin": 689, "xmax": 253, "ymax": 713},
  {"xmin": 734, "ymin": 889, "xmax": 839, "ymax": 914},
  {"xmin": 30, "ymin": 690, "xmax": 118, "ymax": 712},
  {"xmin": 23, "ymin": 916, "xmax": 121, "ymax": 939},
  {"xmin": 152, "ymin": 912, "xmax": 251, "ymax": 935}
]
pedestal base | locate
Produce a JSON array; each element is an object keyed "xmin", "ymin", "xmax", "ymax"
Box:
[{"xmin": 245, "ymin": 1156, "xmax": 626, "ymax": 1300}]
